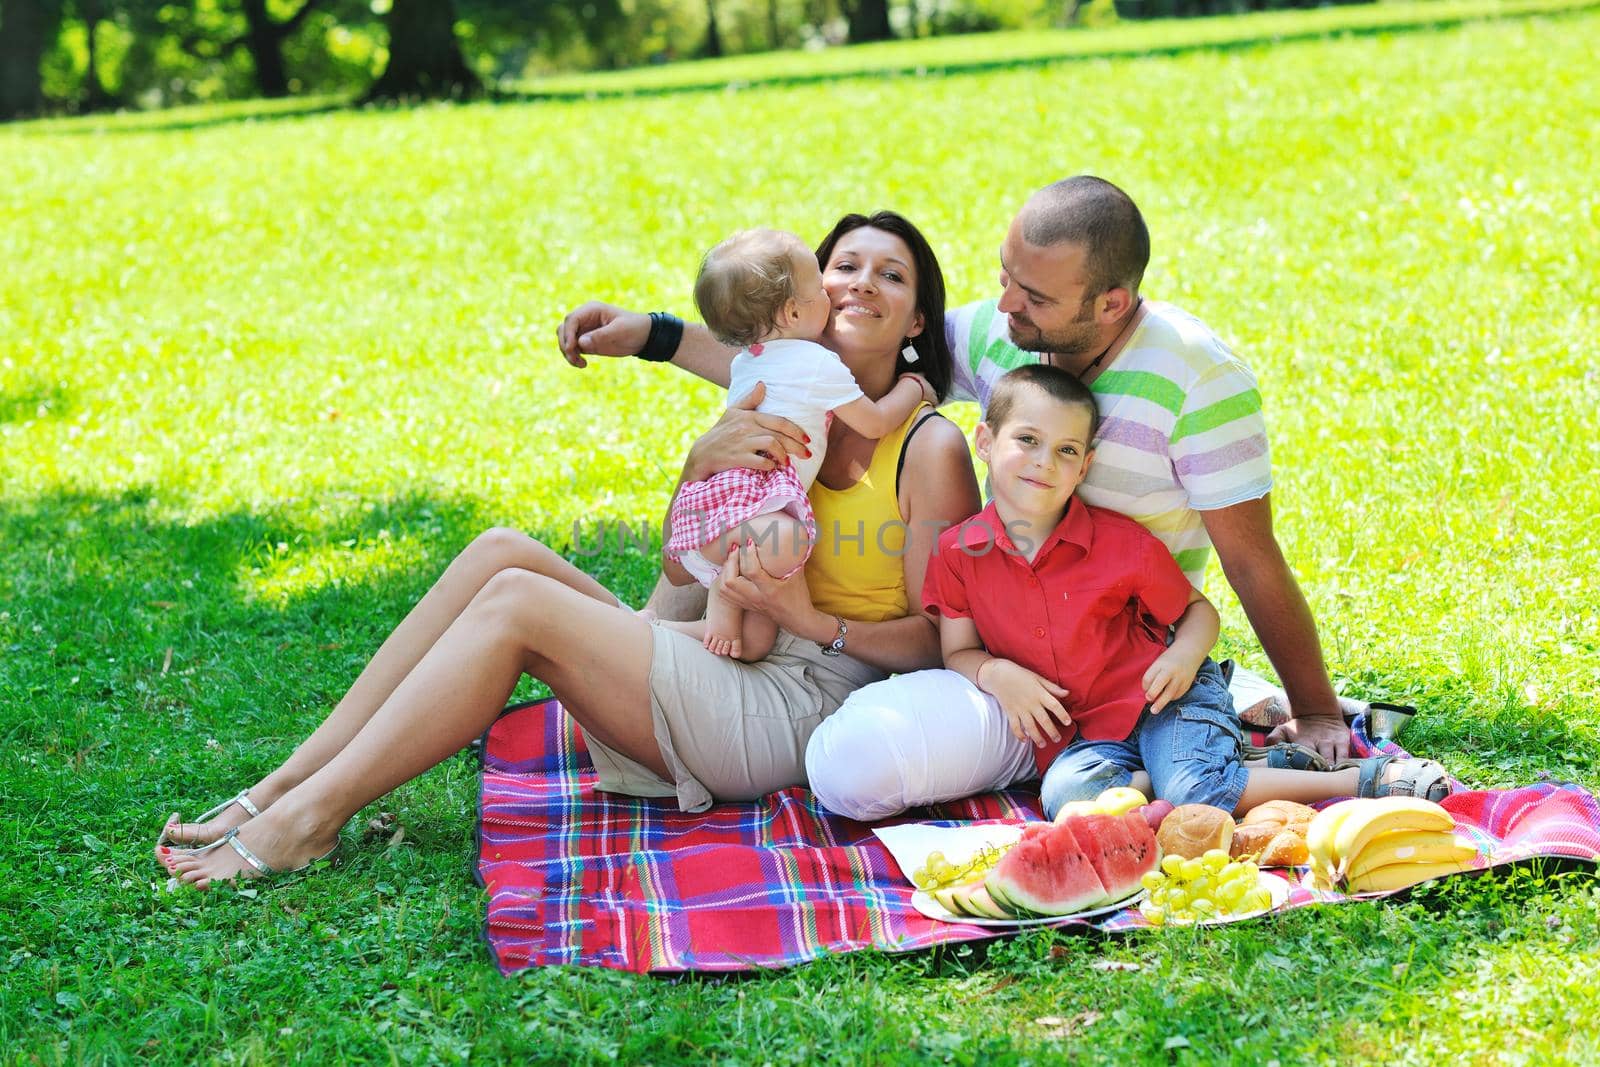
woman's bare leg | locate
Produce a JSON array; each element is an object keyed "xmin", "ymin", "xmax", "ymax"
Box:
[
  {"xmin": 171, "ymin": 568, "xmax": 663, "ymax": 887},
  {"xmin": 161, "ymin": 529, "xmax": 625, "ymax": 848}
]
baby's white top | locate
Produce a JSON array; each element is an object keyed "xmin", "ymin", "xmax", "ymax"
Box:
[{"xmin": 726, "ymin": 338, "xmax": 864, "ymax": 490}]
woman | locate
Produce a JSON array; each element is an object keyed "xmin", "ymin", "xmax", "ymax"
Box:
[{"xmin": 159, "ymin": 212, "xmax": 981, "ymax": 886}]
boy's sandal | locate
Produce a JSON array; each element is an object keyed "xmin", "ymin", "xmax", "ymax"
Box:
[
  {"xmin": 217, "ymin": 827, "xmax": 341, "ymax": 882},
  {"xmin": 156, "ymin": 791, "xmax": 261, "ymax": 849},
  {"xmin": 1337, "ymin": 753, "xmax": 1451, "ymax": 802},
  {"xmin": 1239, "ymin": 741, "xmax": 1332, "ymax": 772}
]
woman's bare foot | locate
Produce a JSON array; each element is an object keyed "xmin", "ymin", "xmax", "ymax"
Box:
[{"xmin": 166, "ymin": 805, "xmax": 340, "ymax": 889}]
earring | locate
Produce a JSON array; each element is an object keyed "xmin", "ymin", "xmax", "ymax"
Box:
[{"xmin": 901, "ymin": 343, "xmax": 919, "ymax": 364}]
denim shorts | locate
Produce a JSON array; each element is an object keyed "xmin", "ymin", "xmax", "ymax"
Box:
[{"xmin": 1038, "ymin": 658, "xmax": 1247, "ymax": 819}]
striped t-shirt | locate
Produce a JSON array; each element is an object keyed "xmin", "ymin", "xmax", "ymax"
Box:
[{"xmin": 945, "ymin": 298, "xmax": 1272, "ymax": 587}]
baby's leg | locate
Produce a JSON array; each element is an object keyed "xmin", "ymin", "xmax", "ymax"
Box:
[
  {"xmin": 733, "ymin": 601, "xmax": 778, "ymax": 662},
  {"xmin": 700, "ymin": 511, "xmax": 812, "ymax": 658},
  {"xmin": 702, "ymin": 580, "xmax": 744, "ymax": 658}
]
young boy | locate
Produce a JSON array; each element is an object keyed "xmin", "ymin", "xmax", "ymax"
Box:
[{"xmin": 921, "ymin": 364, "xmax": 1450, "ymax": 816}]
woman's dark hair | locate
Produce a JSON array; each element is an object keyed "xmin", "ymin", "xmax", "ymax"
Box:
[{"xmin": 814, "ymin": 211, "xmax": 953, "ymax": 403}]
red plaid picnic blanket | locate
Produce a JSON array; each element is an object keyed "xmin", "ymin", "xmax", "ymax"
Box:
[{"xmin": 475, "ymin": 699, "xmax": 1600, "ymax": 974}]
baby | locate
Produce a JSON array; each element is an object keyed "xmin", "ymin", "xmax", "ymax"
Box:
[{"xmin": 665, "ymin": 228, "xmax": 932, "ymax": 660}]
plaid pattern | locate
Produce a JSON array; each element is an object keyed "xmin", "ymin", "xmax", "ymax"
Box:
[
  {"xmin": 476, "ymin": 700, "xmax": 1600, "ymax": 974},
  {"xmin": 666, "ymin": 464, "xmax": 816, "ymax": 559}
]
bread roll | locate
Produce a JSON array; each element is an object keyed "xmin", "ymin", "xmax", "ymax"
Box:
[
  {"xmin": 1155, "ymin": 804, "xmax": 1234, "ymax": 859},
  {"xmin": 1228, "ymin": 823, "xmax": 1279, "ymax": 860},
  {"xmin": 1259, "ymin": 828, "xmax": 1310, "ymax": 867},
  {"xmin": 1240, "ymin": 799, "xmax": 1317, "ymax": 834}
]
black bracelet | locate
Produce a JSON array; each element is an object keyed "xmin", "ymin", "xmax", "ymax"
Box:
[{"xmin": 639, "ymin": 312, "xmax": 684, "ymax": 363}]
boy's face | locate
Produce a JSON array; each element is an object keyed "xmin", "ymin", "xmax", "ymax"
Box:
[{"xmin": 975, "ymin": 387, "xmax": 1095, "ymax": 518}]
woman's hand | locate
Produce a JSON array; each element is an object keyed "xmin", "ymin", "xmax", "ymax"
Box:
[
  {"xmin": 982, "ymin": 659, "xmax": 1074, "ymax": 747},
  {"xmin": 684, "ymin": 384, "xmax": 811, "ymax": 482},
  {"xmin": 556, "ymin": 302, "xmax": 651, "ymax": 368},
  {"xmin": 715, "ymin": 539, "xmax": 826, "ymax": 641}
]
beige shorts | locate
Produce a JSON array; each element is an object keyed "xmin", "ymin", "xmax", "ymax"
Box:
[{"xmin": 584, "ymin": 622, "xmax": 887, "ymax": 812}]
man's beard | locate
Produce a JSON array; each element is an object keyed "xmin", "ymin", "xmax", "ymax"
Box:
[{"xmin": 1005, "ymin": 300, "xmax": 1098, "ymax": 355}]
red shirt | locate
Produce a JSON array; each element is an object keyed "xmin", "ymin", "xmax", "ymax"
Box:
[{"xmin": 922, "ymin": 498, "xmax": 1194, "ymax": 772}]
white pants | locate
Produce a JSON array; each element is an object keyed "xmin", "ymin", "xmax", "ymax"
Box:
[
  {"xmin": 805, "ymin": 669, "xmax": 1035, "ymax": 822},
  {"xmin": 804, "ymin": 664, "xmax": 1284, "ymax": 822}
]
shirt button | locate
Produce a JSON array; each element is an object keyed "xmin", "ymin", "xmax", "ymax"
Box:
[{"xmin": 1033, "ymin": 627, "xmax": 1046, "ymax": 638}]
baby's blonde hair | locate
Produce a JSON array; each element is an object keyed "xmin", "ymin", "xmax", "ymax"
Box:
[{"xmin": 694, "ymin": 229, "xmax": 810, "ymax": 347}]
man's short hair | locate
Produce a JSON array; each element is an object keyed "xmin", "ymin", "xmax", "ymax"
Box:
[
  {"xmin": 985, "ymin": 364, "xmax": 1101, "ymax": 442},
  {"xmin": 694, "ymin": 229, "xmax": 804, "ymax": 347},
  {"xmin": 1019, "ymin": 176, "xmax": 1150, "ymax": 297}
]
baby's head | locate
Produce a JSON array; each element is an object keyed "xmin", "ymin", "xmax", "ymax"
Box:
[
  {"xmin": 978, "ymin": 364, "xmax": 1101, "ymax": 512},
  {"xmin": 694, "ymin": 229, "xmax": 831, "ymax": 348}
]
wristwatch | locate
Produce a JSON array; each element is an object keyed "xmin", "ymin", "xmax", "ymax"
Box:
[{"xmin": 819, "ymin": 616, "xmax": 848, "ymax": 657}]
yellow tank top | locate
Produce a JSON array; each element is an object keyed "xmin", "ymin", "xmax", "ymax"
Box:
[{"xmin": 806, "ymin": 403, "xmax": 934, "ymax": 623}]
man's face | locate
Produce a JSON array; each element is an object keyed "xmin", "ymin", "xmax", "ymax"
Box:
[{"xmin": 996, "ymin": 219, "xmax": 1100, "ymax": 356}]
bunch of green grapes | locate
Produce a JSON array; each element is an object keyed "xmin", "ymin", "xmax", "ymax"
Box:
[
  {"xmin": 1137, "ymin": 849, "xmax": 1273, "ymax": 925},
  {"xmin": 911, "ymin": 844, "xmax": 1009, "ymax": 890}
]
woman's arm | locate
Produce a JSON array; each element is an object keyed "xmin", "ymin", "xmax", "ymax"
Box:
[
  {"xmin": 716, "ymin": 415, "xmax": 981, "ymax": 673},
  {"xmin": 557, "ymin": 302, "xmax": 739, "ymax": 388}
]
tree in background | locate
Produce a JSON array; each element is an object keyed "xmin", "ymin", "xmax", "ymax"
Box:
[
  {"xmin": 844, "ymin": 0, "xmax": 892, "ymax": 41},
  {"xmin": 1, "ymin": 0, "xmax": 63, "ymax": 119},
  {"xmin": 364, "ymin": 0, "xmax": 479, "ymax": 100}
]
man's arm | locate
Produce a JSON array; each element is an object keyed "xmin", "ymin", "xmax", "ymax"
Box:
[
  {"xmin": 1200, "ymin": 494, "xmax": 1350, "ymax": 762},
  {"xmin": 557, "ymin": 302, "xmax": 739, "ymax": 388}
]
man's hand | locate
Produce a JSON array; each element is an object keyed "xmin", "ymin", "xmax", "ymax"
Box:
[
  {"xmin": 556, "ymin": 302, "xmax": 651, "ymax": 368},
  {"xmin": 982, "ymin": 659, "xmax": 1074, "ymax": 747},
  {"xmin": 1142, "ymin": 648, "xmax": 1203, "ymax": 714},
  {"xmin": 685, "ymin": 384, "xmax": 810, "ymax": 481},
  {"xmin": 1266, "ymin": 714, "xmax": 1350, "ymax": 763}
]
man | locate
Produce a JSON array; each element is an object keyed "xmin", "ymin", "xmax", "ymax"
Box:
[{"xmin": 557, "ymin": 176, "xmax": 1351, "ymax": 761}]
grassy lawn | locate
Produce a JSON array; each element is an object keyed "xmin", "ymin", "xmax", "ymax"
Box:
[{"xmin": 4, "ymin": 3, "xmax": 1599, "ymax": 1062}]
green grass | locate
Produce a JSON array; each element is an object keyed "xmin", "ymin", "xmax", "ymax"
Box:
[{"xmin": 4, "ymin": 4, "xmax": 1600, "ymax": 1062}]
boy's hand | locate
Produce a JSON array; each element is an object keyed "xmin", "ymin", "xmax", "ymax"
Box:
[
  {"xmin": 982, "ymin": 659, "xmax": 1073, "ymax": 747},
  {"xmin": 1142, "ymin": 649, "xmax": 1203, "ymax": 713}
]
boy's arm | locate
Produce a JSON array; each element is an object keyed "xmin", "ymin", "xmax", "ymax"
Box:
[
  {"xmin": 1144, "ymin": 588, "xmax": 1221, "ymax": 713},
  {"xmin": 938, "ymin": 614, "xmax": 1074, "ymax": 747},
  {"xmin": 829, "ymin": 375, "xmax": 930, "ymax": 440}
]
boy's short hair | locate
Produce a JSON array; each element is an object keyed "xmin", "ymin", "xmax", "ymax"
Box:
[
  {"xmin": 985, "ymin": 364, "xmax": 1101, "ymax": 442},
  {"xmin": 694, "ymin": 229, "xmax": 805, "ymax": 347}
]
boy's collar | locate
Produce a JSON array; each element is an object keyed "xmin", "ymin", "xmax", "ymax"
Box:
[{"xmin": 958, "ymin": 497, "xmax": 1094, "ymax": 558}]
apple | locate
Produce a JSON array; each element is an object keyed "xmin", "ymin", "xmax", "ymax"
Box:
[{"xmin": 1137, "ymin": 800, "xmax": 1175, "ymax": 832}]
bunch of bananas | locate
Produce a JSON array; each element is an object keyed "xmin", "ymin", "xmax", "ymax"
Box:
[{"xmin": 1306, "ymin": 796, "xmax": 1480, "ymax": 893}]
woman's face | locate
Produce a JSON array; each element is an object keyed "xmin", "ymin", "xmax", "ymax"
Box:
[{"xmin": 820, "ymin": 226, "xmax": 926, "ymax": 360}]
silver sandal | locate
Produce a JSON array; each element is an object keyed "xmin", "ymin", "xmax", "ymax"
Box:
[
  {"xmin": 156, "ymin": 791, "xmax": 261, "ymax": 850},
  {"xmin": 217, "ymin": 827, "xmax": 340, "ymax": 882}
]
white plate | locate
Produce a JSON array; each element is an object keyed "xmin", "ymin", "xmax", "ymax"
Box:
[
  {"xmin": 1158, "ymin": 871, "xmax": 1291, "ymax": 926},
  {"xmin": 912, "ymin": 887, "xmax": 1145, "ymax": 927}
]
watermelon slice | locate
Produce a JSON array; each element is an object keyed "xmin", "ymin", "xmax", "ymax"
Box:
[
  {"xmin": 1059, "ymin": 812, "xmax": 1160, "ymax": 905},
  {"xmin": 985, "ymin": 822, "xmax": 1108, "ymax": 915}
]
